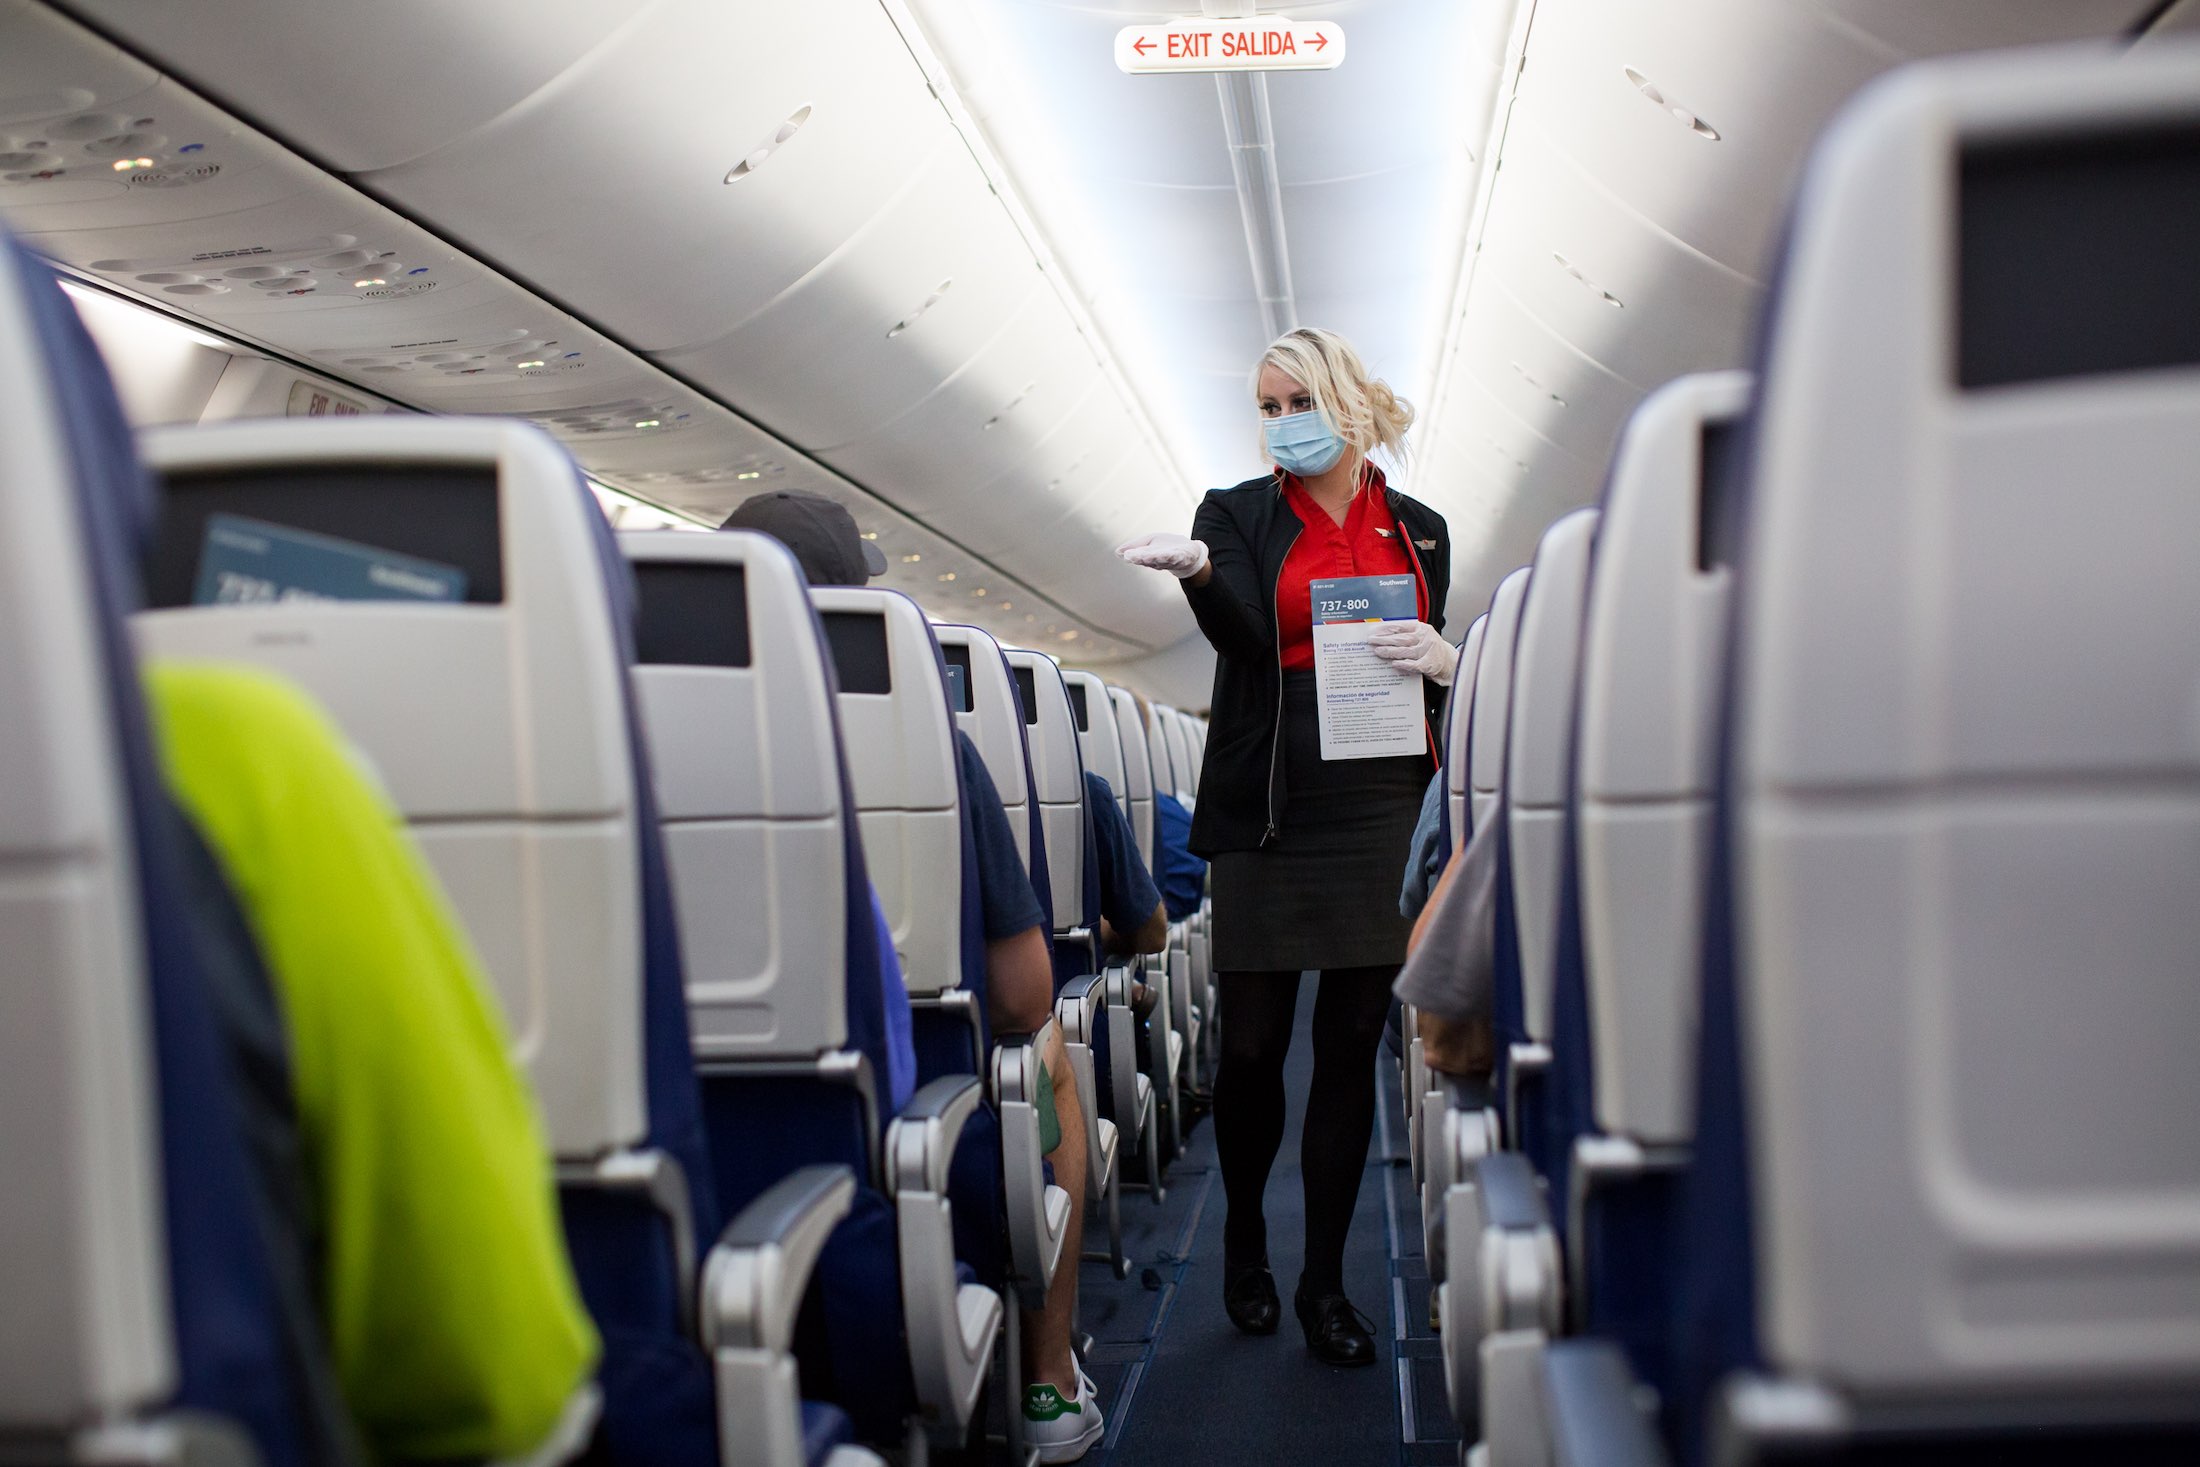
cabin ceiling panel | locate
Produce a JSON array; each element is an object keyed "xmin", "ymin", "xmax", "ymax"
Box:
[
  {"xmin": 1453, "ymin": 280, "xmax": 1645, "ymax": 476},
  {"xmin": 654, "ymin": 145, "xmax": 1041, "ymax": 454},
  {"xmin": 53, "ymin": 0, "xmax": 640, "ymax": 172},
  {"xmin": 362, "ymin": 0, "xmax": 955, "ymax": 354},
  {"xmin": 950, "ymin": 383, "xmax": 1138, "ymax": 557},
  {"xmin": 1474, "ymin": 122, "xmax": 1765, "ymax": 391},
  {"xmin": 1806, "ymin": 0, "xmax": 2165, "ymax": 56},
  {"xmin": 817, "ymin": 288, "xmax": 1102, "ymax": 519},
  {"xmin": 0, "ymin": 77, "xmax": 315, "ymax": 235},
  {"xmin": 22, "ymin": 195, "xmax": 507, "ymax": 332},
  {"xmin": 1514, "ymin": 0, "xmax": 1895, "ymax": 280}
]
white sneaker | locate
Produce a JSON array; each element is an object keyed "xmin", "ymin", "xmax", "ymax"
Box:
[{"xmin": 1023, "ymin": 1370, "xmax": 1105, "ymax": 1464}]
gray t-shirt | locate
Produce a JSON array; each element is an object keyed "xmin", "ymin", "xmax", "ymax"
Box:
[{"xmin": 1391, "ymin": 804, "xmax": 1500, "ymax": 1022}]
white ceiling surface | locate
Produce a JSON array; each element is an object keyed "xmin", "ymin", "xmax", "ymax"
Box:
[
  {"xmin": 908, "ymin": 0, "xmax": 1486, "ymax": 499},
  {"xmin": 23, "ymin": 0, "xmax": 1192, "ymax": 662},
  {"xmin": 1419, "ymin": 0, "xmax": 2168, "ymax": 629},
  {"xmin": 21, "ymin": 0, "xmax": 2185, "ymax": 699}
]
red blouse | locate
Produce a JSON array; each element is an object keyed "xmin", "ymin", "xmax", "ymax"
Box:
[{"xmin": 1275, "ymin": 466, "xmax": 1425, "ymax": 671}]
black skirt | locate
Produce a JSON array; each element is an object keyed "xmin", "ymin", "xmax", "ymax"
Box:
[{"xmin": 1209, "ymin": 670, "xmax": 1433, "ymax": 972}]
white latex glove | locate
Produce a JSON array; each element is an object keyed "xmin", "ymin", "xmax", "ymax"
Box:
[
  {"xmin": 1366, "ymin": 620, "xmax": 1456, "ymax": 686},
  {"xmin": 1115, "ymin": 531, "xmax": 1211, "ymax": 580}
]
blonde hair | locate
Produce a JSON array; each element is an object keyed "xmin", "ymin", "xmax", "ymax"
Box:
[{"xmin": 1252, "ymin": 327, "xmax": 1415, "ymax": 478}]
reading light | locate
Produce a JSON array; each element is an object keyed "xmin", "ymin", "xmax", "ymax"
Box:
[
  {"xmin": 938, "ymin": 572, "xmax": 957, "ymax": 582},
  {"xmin": 110, "ymin": 158, "xmax": 131, "ymax": 171},
  {"xmin": 515, "ymin": 359, "xmax": 545, "ymax": 369},
  {"xmin": 736, "ymin": 470, "xmax": 761, "ymax": 480},
  {"xmin": 902, "ymin": 553, "xmax": 922, "ymax": 563},
  {"xmin": 634, "ymin": 419, "xmax": 660, "ymax": 428},
  {"xmin": 352, "ymin": 278, "xmax": 386, "ymax": 287},
  {"xmin": 861, "ymin": 530, "xmax": 879, "ymax": 540}
]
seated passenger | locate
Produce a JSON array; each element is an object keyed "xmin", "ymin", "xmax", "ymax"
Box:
[
  {"xmin": 958, "ymin": 735, "xmax": 1101, "ymax": 1463},
  {"xmin": 1152, "ymin": 788, "xmax": 1208, "ymax": 925},
  {"xmin": 1391, "ymin": 803, "xmax": 1500, "ymax": 1089},
  {"xmin": 728, "ymin": 486, "xmax": 1096, "ymax": 1461},
  {"xmin": 145, "ymin": 659, "xmax": 599, "ymax": 1463},
  {"xmin": 1085, "ymin": 769, "xmax": 1167, "ymax": 961}
]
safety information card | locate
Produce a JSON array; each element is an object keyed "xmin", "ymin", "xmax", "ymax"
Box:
[{"xmin": 1310, "ymin": 573, "xmax": 1425, "ymax": 760}]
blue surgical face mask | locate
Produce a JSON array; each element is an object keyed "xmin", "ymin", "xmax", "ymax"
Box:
[{"xmin": 1264, "ymin": 409, "xmax": 1348, "ymax": 476}]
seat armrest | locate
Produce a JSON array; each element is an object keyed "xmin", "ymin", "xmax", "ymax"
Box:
[
  {"xmin": 1544, "ymin": 1340, "xmax": 1670, "ymax": 1467},
  {"xmin": 701, "ymin": 1165, "xmax": 857, "ymax": 1354},
  {"xmin": 886, "ymin": 1075, "xmax": 984, "ymax": 1199},
  {"xmin": 1056, "ymin": 973, "xmax": 1106, "ymax": 1046},
  {"xmin": 558, "ymin": 1146, "xmax": 699, "ymax": 1336},
  {"xmin": 993, "ymin": 1018, "xmax": 1071, "ymax": 1306},
  {"xmin": 1476, "ymin": 1150, "xmax": 1553, "ymax": 1232}
]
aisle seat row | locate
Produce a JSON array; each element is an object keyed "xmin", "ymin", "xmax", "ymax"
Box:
[
  {"xmin": 1409, "ymin": 40, "xmax": 2200, "ymax": 1467},
  {"xmin": 0, "ymin": 219, "xmax": 1216, "ymax": 1467}
]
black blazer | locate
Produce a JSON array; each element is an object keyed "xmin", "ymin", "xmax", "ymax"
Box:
[{"xmin": 1180, "ymin": 472, "xmax": 1452, "ymax": 857}]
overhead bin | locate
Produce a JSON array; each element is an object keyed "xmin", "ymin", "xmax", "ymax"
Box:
[
  {"xmin": 1513, "ymin": 0, "xmax": 1893, "ymax": 280},
  {"xmin": 820, "ymin": 286, "xmax": 1103, "ymax": 519},
  {"xmin": 362, "ymin": 0, "xmax": 956, "ymax": 354},
  {"xmin": 1475, "ymin": 123, "xmax": 1765, "ymax": 390},
  {"xmin": 949, "ymin": 379, "xmax": 1138, "ymax": 559},
  {"xmin": 658, "ymin": 142, "xmax": 1041, "ymax": 453},
  {"xmin": 52, "ymin": 0, "xmax": 637, "ymax": 172},
  {"xmin": 1455, "ymin": 280, "xmax": 1646, "ymax": 475}
]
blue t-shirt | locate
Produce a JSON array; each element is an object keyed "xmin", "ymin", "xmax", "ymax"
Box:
[
  {"xmin": 1153, "ymin": 791, "xmax": 1207, "ymax": 923},
  {"xmin": 956, "ymin": 732, "xmax": 1046, "ymax": 941},
  {"xmin": 1085, "ymin": 772, "xmax": 1163, "ymax": 939}
]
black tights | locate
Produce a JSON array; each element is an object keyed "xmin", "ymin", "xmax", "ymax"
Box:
[{"xmin": 1213, "ymin": 967, "xmax": 1395, "ymax": 1298}]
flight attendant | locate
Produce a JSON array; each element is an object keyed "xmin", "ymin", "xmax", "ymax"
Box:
[{"xmin": 1117, "ymin": 327, "xmax": 1455, "ymax": 1366}]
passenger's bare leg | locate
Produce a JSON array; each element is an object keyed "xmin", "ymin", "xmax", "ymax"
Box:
[{"xmin": 1023, "ymin": 1025, "xmax": 1089, "ymax": 1393}]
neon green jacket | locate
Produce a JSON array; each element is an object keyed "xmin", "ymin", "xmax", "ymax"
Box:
[{"xmin": 146, "ymin": 660, "xmax": 599, "ymax": 1463}]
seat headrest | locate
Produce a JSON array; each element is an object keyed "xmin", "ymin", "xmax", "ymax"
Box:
[
  {"xmin": 1443, "ymin": 613, "xmax": 1490, "ymax": 820},
  {"xmin": 1505, "ymin": 510, "xmax": 1598, "ymax": 1045},
  {"xmin": 622, "ymin": 529, "xmax": 857, "ymax": 1063},
  {"xmin": 1467, "ymin": 565, "xmax": 1532, "ymax": 812},
  {"xmin": 0, "ymin": 232, "xmax": 174, "ymax": 1431},
  {"xmin": 809, "ymin": 586, "xmax": 966, "ymax": 997},
  {"xmin": 1574, "ymin": 370, "xmax": 1751, "ymax": 1147},
  {"xmin": 1062, "ymin": 669, "xmax": 1127, "ymax": 804},
  {"xmin": 1710, "ymin": 40, "xmax": 2200, "ymax": 1401},
  {"xmin": 134, "ymin": 417, "xmax": 648, "ymax": 1161}
]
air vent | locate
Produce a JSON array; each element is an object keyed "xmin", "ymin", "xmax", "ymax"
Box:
[
  {"xmin": 888, "ymin": 279, "xmax": 953, "ymax": 339},
  {"xmin": 90, "ymin": 237, "xmax": 443, "ymax": 305},
  {"xmin": 1623, "ymin": 67, "xmax": 1720, "ymax": 141},
  {"xmin": 1551, "ymin": 252, "xmax": 1623, "ymax": 309},
  {"xmin": 982, "ymin": 381, "xmax": 1039, "ymax": 430},
  {"xmin": 522, "ymin": 400, "xmax": 694, "ymax": 436},
  {"xmin": 725, "ymin": 104, "xmax": 814, "ymax": 183},
  {"xmin": 1509, "ymin": 361, "xmax": 1565, "ymax": 405}
]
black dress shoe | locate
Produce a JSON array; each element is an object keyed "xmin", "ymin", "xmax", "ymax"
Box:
[
  {"xmin": 1294, "ymin": 1286, "xmax": 1378, "ymax": 1368},
  {"xmin": 1223, "ymin": 1261, "xmax": 1281, "ymax": 1335}
]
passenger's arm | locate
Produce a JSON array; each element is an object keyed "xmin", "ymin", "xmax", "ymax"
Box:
[
  {"xmin": 1180, "ymin": 498, "xmax": 1276, "ymax": 664},
  {"xmin": 986, "ymin": 924, "xmax": 1056, "ymax": 1037},
  {"xmin": 1101, "ymin": 900, "xmax": 1168, "ymax": 959}
]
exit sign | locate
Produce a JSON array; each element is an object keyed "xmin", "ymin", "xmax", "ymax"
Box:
[{"xmin": 1114, "ymin": 17, "xmax": 1346, "ymax": 75}]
